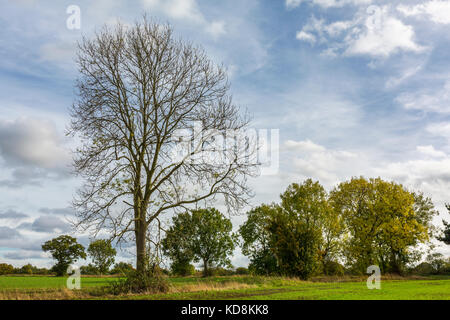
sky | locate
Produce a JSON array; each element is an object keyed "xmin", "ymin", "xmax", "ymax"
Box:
[{"xmin": 1, "ymin": 0, "xmax": 450, "ymax": 268}]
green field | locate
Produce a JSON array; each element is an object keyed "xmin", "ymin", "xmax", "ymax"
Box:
[{"xmin": 1, "ymin": 275, "xmax": 450, "ymax": 300}]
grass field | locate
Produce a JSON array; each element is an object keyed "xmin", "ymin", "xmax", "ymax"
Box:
[{"xmin": 1, "ymin": 275, "xmax": 450, "ymax": 300}]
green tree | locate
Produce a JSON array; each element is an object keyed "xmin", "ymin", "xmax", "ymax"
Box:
[
  {"xmin": 330, "ymin": 177, "xmax": 437, "ymax": 274},
  {"xmin": 438, "ymin": 204, "xmax": 450, "ymax": 245},
  {"xmin": 19, "ymin": 264, "xmax": 34, "ymax": 275},
  {"xmin": 268, "ymin": 179, "xmax": 342, "ymax": 279},
  {"xmin": 111, "ymin": 262, "xmax": 134, "ymax": 275},
  {"xmin": 239, "ymin": 205, "xmax": 278, "ymax": 275},
  {"xmin": 87, "ymin": 239, "xmax": 117, "ymax": 275},
  {"xmin": 162, "ymin": 208, "xmax": 237, "ymax": 277},
  {"xmin": 42, "ymin": 235, "xmax": 86, "ymax": 276},
  {"xmin": 0, "ymin": 263, "xmax": 14, "ymax": 275},
  {"xmin": 426, "ymin": 252, "xmax": 447, "ymax": 274}
]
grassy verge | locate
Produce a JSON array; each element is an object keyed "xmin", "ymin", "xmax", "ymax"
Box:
[{"xmin": 1, "ymin": 275, "xmax": 449, "ymax": 300}]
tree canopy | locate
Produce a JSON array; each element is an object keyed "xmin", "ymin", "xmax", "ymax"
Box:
[
  {"xmin": 437, "ymin": 204, "xmax": 450, "ymax": 245},
  {"xmin": 239, "ymin": 205, "xmax": 278, "ymax": 275},
  {"xmin": 329, "ymin": 177, "xmax": 437, "ymax": 274},
  {"xmin": 87, "ymin": 239, "xmax": 117, "ymax": 274},
  {"xmin": 42, "ymin": 235, "xmax": 86, "ymax": 276},
  {"xmin": 162, "ymin": 208, "xmax": 237, "ymax": 276}
]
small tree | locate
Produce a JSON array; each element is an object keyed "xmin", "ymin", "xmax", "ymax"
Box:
[
  {"xmin": 162, "ymin": 208, "xmax": 237, "ymax": 276},
  {"xmin": 266, "ymin": 180, "xmax": 341, "ymax": 279},
  {"xmin": 19, "ymin": 264, "xmax": 34, "ymax": 275},
  {"xmin": 42, "ymin": 235, "xmax": 86, "ymax": 276},
  {"xmin": 87, "ymin": 239, "xmax": 117, "ymax": 275},
  {"xmin": 239, "ymin": 205, "xmax": 278, "ymax": 275},
  {"xmin": 0, "ymin": 263, "xmax": 14, "ymax": 275},
  {"xmin": 438, "ymin": 204, "xmax": 450, "ymax": 245},
  {"xmin": 111, "ymin": 262, "xmax": 134, "ymax": 275}
]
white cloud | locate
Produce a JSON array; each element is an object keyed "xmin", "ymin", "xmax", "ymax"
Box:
[
  {"xmin": 286, "ymin": 0, "xmax": 372, "ymax": 9},
  {"xmin": 39, "ymin": 42, "xmax": 77, "ymax": 64},
  {"xmin": 141, "ymin": 0, "xmax": 226, "ymax": 38},
  {"xmin": 397, "ymin": 81, "xmax": 450, "ymax": 113},
  {"xmin": 296, "ymin": 31, "xmax": 316, "ymax": 43},
  {"xmin": 386, "ymin": 65, "xmax": 423, "ymax": 88},
  {"xmin": 277, "ymin": 139, "xmax": 450, "ymax": 208},
  {"xmin": 427, "ymin": 122, "xmax": 450, "ymax": 139},
  {"xmin": 285, "ymin": 139, "xmax": 326, "ymax": 153},
  {"xmin": 206, "ymin": 21, "xmax": 226, "ymax": 38},
  {"xmin": 29, "ymin": 216, "xmax": 71, "ymax": 233},
  {"xmin": 286, "ymin": 0, "xmax": 302, "ymax": 9},
  {"xmin": 417, "ymin": 145, "xmax": 447, "ymax": 158},
  {"xmin": 0, "ymin": 117, "xmax": 70, "ymax": 170},
  {"xmin": 346, "ymin": 8, "xmax": 424, "ymax": 57},
  {"xmin": 296, "ymin": 6, "xmax": 425, "ymax": 58},
  {"xmin": 283, "ymin": 139, "xmax": 361, "ymax": 186},
  {"xmin": 398, "ymin": 0, "xmax": 450, "ymax": 24}
]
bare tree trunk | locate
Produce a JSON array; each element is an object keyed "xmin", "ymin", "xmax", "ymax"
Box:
[
  {"xmin": 203, "ymin": 259, "xmax": 210, "ymax": 277},
  {"xmin": 135, "ymin": 208, "xmax": 147, "ymax": 273}
]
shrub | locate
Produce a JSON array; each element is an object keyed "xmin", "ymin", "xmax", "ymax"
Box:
[
  {"xmin": 412, "ymin": 262, "xmax": 434, "ymax": 275},
  {"xmin": 323, "ymin": 260, "xmax": 345, "ymax": 276},
  {"xmin": 109, "ymin": 270, "xmax": 169, "ymax": 295},
  {"xmin": 210, "ymin": 267, "xmax": 235, "ymax": 276},
  {"xmin": 0, "ymin": 263, "xmax": 14, "ymax": 275},
  {"xmin": 80, "ymin": 264, "xmax": 99, "ymax": 275},
  {"xmin": 171, "ymin": 261, "xmax": 195, "ymax": 276},
  {"xmin": 235, "ymin": 267, "xmax": 249, "ymax": 275},
  {"xmin": 110, "ymin": 262, "xmax": 134, "ymax": 275},
  {"xmin": 18, "ymin": 264, "xmax": 34, "ymax": 275}
]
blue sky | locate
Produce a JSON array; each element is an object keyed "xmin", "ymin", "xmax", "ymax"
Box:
[{"xmin": 1, "ymin": 0, "xmax": 450, "ymax": 268}]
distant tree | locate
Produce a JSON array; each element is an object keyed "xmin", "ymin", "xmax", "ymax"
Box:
[
  {"xmin": 80, "ymin": 264, "xmax": 98, "ymax": 275},
  {"xmin": 162, "ymin": 208, "xmax": 237, "ymax": 276},
  {"xmin": 239, "ymin": 205, "xmax": 278, "ymax": 275},
  {"xmin": 170, "ymin": 261, "xmax": 196, "ymax": 277},
  {"xmin": 330, "ymin": 177, "xmax": 437, "ymax": 274},
  {"xmin": 0, "ymin": 263, "xmax": 14, "ymax": 275},
  {"xmin": 87, "ymin": 239, "xmax": 117, "ymax": 275},
  {"xmin": 19, "ymin": 264, "xmax": 34, "ymax": 275},
  {"xmin": 42, "ymin": 235, "xmax": 86, "ymax": 276},
  {"xmin": 111, "ymin": 262, "xmax": 135, "ymax": 275},
  {"xmin": 426, "ymin": 253, "xmax": 447, "ymax": 274},
  {"xmin": 438, "ymin": 204, "xmax": 450, "ymax": 245},
  {"xmin": 235, "ymin": 267, "xmax": 249, "ymax": 275}
]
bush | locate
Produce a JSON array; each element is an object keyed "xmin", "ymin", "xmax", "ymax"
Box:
[
  {"xmin": 0, "ymin": 263, "xmax": 14, "ymax": 275},
  {"xmin": 322, "ymin": 260, "xmax": 345, "ymax": 276},
  {"xmin": 210, "ymin": 267, "xmax": 234, "ymax": 276},
  {"xmin": 235, "ymin": 267, "xmax": 249, "ymax": 275},
  {"xmin": 171, "ymin": 261, "xmax": 196, "ymax": 276},
  {"xmin": 18, "ymin": 264, "xmax": 34, "ymax": 275},
  {"xmin": 80, "ymin": 264, "xmax": 99, "ymax": 275},
  {"xmin": 412, "ymin": 262, "xmax": 434, "ymax": 275},
  {"xmin": 110, "ymin": 262, "xmax": 134, "ymax": 275},
  {"xmin": 109, "ymin": 270, "xmax": 169, "ymax": 295}
]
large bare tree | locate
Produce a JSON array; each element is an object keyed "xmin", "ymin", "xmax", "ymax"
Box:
[{"xmin": 69, "ymin": 17, "xmax": 258, "ymax": 273}]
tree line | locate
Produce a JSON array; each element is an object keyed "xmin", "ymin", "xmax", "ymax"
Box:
[{"xmin": 3, "ymin": 177, "xmax": 448, "ymax": 280}]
